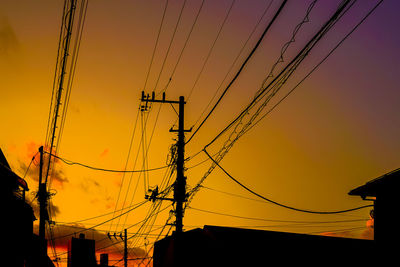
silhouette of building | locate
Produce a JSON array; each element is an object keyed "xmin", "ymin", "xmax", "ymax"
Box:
[
  {"xmin": 1, "ymin": 148, "xmax": 54, "ymax": 266},
  {"xmin": 99, "ymin": 253, "xmax": 109, "ymax": 266},
  {"xmin": 68, "ymin": 233, "xmax": 97, "ymax": 267},
  {"xmin": 153, "ymin": 225, "xmax": 374, "ymax": 267},
  {"xmin": 349, "ymin": 168, "xmax": 400, "ymax": 254},
  {"xmin": 67, "ymin": 234, "xmax": 113, "ymax": 267}
]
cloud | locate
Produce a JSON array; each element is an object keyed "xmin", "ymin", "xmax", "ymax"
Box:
[
  {"xmin": 0, "ymin": 15, "xmax": 20, "ymax": 58},
  {"xmin": 18, "ymin": 142, "xmax": 69, "ymax": 190},
  {"xmin": 16, "ymin": 143, "xmax": 68, "ymax": 220},
  {"xmin": 80, "ymin": 178, "xmax": 101, "ymax": 193},
  {"xmin": 99, "ymin": 148, "xmax": 109, "ymax": 158},
  {"xmin": 79, "ymin": 178, "xmax": 115, "ymax": 215}
]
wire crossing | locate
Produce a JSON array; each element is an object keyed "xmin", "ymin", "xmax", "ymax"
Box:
[
  {"xmin": 44, "ymin": 151, "xmax": 171, "ymax": 173},
  {"xmin": 203, "ymin": 148, "xmax": 373, "ymax": 214},
  {"xmin": 186, "ymin": 0, "xmax": 357, "ymax": 206},
  {"xmin": 186, "ymin": 0, "xmax": 289, "ymax": 144}
]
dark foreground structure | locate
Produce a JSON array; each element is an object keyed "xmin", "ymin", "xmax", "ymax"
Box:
[
  {"xmin": 67, "ymin": 233, "xmax": 112, "ymax": 267},
  {"xmin": 68, "ymin": 234, "xmax": 97, "ymax": 267},
  {"xmin": 349, "ymin": 168, "xmax": 400, "ymax": 255},
  {"xmin": 154, "ymin": 225, "xmax": 374, "ymax": 267},
  {"xmin": 1, "ymin": 148, "xmax": 55, "ymax": 266},
  {"xmin": 154, "ymin": 168, "xmax": 400, "ymax": 267}
]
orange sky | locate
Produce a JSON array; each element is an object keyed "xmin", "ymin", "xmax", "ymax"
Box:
[{"xmin": 1, "ymin": 0, "xmax": 399, "ymax": 266}]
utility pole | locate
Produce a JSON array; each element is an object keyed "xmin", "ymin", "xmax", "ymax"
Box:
[
  {"xmin": 141, "ymin": 91, "xmax": 191, "ymax": 234},
  {"xmin": 107, "ymin": 229, "xmax": 128, "ymax": 266},
  {"xmin": 124, "ymin": 229, "xmax": 128, "ymax": 267},
  {"xmin": 171, "ymin": 96, "xmax": 186, "ymax": 234},
  {"xmin": 38, "ymin": 146, "xmax": 48, "ymax": 261}
]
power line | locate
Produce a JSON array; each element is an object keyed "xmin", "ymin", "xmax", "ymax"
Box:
[
  {"xmin": 165, "ymin": 0, "xmax": 205, "ymax": 86},
  {"xmin": 307, "ymin": 226, "xmax": 369, "ymax": 235},
  {"xmin": 23, "ymin": 151, "xmax": 39, "ymax": 179},
  {"xmin": 45, "ymin": 0, "xmax": 68, "ymax": 149},
  {"xmin": 153, "ymin": 0, "xmax": 188, "ymax": 93},
  {"xmin": 189, "ymin": 206, "xmax": 368, "ymax": 224},
  {"xmin": 244, "ymin": 0, "xmax": 385, "ymax": 134},
  {"xmin": 53, "ymin": 223, "xmax": 168, "ymax": 237},
  {"xmin": 43, "ymin": 1, "xmax": 90, "ymax": 264},
  {"xmin": 258, "ymin": 0, "xmax": 318, "ymax": 93},
  {"xmin": 56, "ymin": 201, "xmax": 152, "ymax": 225},
  {"xmin": 200, "ymin": 185, "xmax": 272, "ymax": 204},
  {"xmin": 203, "ymin": 148, "xmax": 373, "ymax": 214},
  {"xmin": 116, "ymin": 107, "xmax": 171, "ymax": 232},
  {"xmin": 190, "ymin": 0, "xmax": 275, "ymax": 129},
  {"xmin": 189, "ymin": 0, "xmax": 385, "ymax": 208},
  {"xmin": 186, "ymin": 0, "xmax": 288, "ymax": 144},
  {"xmin": 109, "ymin": 108, "xmax": 141, "ymax": 233},
  {"xmin": 125, "ymin": 201, "xmax": 166, "ymax": 255},
  {"xmin": 54, "ymin": 200, "xmax": 148, "ymax": 240},
  {"xmin": 117, "ymin": 200, "xmax": 169, "ymax": 233},
  {"xmin": 142, "ymin": 0, "xmax": 170, "ymax": 92},
  {"xmin": 204, "ymin": 0, "xmax": 354, "ymax": 149},
  {"xmin": 136, "ymin": 214, "xmax": 173, "ymax": 266},
  {"xmin": 55, "ymin": 0, "xmax": 89, "ymax": 158},
  {"xmin": 111, "ymin": 109, "xmax": 155, "ymax": 233},
  {"xmin": 185, "ymin": 0, "xmax": 237, "ymax": 101},
  {"xmin": 112, "ymin": 111, "xmax": 152, "ymax": 233},
  {"xmin": 186, "ymin": 1, "xmax": 357, "ymax": 205},
  {"xmin": 44, "ymin": 151, "xmax": 170, "ymax": 173}
]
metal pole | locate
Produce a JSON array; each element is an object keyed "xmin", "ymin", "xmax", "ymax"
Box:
[
  {"xmin": 38, "ymin": 146, "xmax": 47, "ymax": 260},
  {"xmin": 139, "ymin": 92, "xmax": 189, "ymax": 234},
  {"xmin": 124, "ymin": 229, "xmax": 128, "ymax": 267},
  {"xmin": 174, "ymin": 96, "xmax": 186, "ymax": 234}
]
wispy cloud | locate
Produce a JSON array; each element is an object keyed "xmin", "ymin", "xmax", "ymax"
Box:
[
  {"xmin": 0, "ymin": 14, "xmax": 20, "ymax": 58},
  {"xmin": 99, "ymin": 148, "xmax": 109, "ymax": 158},
  {"xmin": 18, "ymin": 141, "xmax": 69, "ymax": 190}
]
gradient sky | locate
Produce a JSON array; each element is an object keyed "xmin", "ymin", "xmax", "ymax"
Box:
[{"xmin": 1, "ymin": 0, "xmax": 399, "ymax": 266}]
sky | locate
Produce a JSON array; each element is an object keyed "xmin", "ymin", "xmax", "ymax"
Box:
[{"xmin": 1, "ymin": 0, "xmax": 399, "ymax": 266}]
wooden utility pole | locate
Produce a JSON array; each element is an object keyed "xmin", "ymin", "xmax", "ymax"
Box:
[
  {"xmin": 140, "ymin": 91, "xmax": 191, "ymax": 234},
  {"xmin": 124, "ymin": 229, "xmax": 128, "ymax": 267},
  {"xmin": 38, "ymin": 146, "xmax": 48, "ymax": 261},
  {"xmin": 171, "ymin": 96, "xmax": 186, "ymax": 234}
]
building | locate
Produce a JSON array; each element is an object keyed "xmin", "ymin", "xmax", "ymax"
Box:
[
  {"xmin": 154, "ymin": 225, "xmax": 375, "ymax": 267},
  {"xmin": 1, "ymin": 148, "xmax": 54, "ymax": 266},
  {"xmin": 349, "ymin": 168, "xmax": 400, "ymax": 254},
  {"xmin": 99, "ymin": 253, "xmax": 109, "ymax": 266},
  {"xmin": 67, "ymin": 234, "xmax": 113, "ymax": 267},
  {"xmin": 68, "ymin": 234, "xmax": 97, "ymax": 267}
]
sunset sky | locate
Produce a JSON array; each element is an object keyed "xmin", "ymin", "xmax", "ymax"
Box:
[{"xmin": 1, "ymin": 0, "xmax": 399, "ymax": 266}]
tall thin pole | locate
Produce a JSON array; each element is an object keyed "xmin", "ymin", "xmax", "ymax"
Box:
[
  {"xmin": 38, "ymin": 146, "xmax": 47, "ymax": 260},
  {"xmin": 124, "ymin": 229, "xmax": 128, "ymax": 267},
  {"xmin": 140, "ymin": 92, "xmax": 190, "ymax": 234},
  {"xmin": 174, "ymin": 96, "xmax": 186, "ymax": 234}
]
